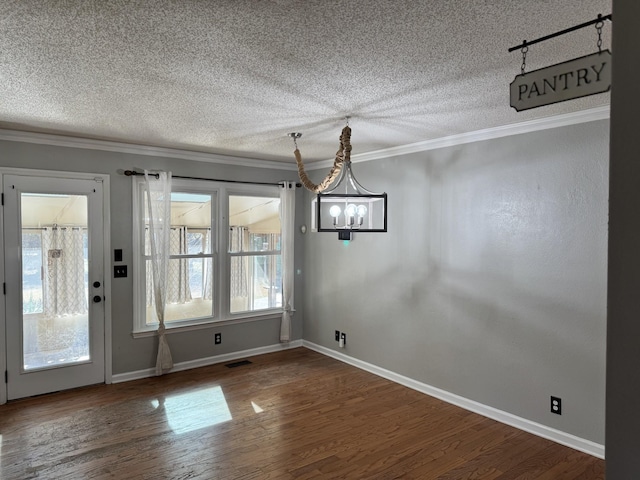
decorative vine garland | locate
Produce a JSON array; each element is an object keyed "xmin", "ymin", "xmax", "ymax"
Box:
[{"xmin": 294, "ymin": 125, "xmax": 352, "ymax": 193}]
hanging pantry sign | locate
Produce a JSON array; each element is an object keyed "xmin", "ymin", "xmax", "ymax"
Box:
[
  {"xmin": 510, "ymin": 50, "xmax": 611, "ymax": 111},
  {"xmin": 508, "ymin": 13, "xmax": 612, "ymax": 112}
]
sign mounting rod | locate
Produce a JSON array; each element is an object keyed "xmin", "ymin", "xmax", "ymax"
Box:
[{"xmin": 508, "ymin": 13, "xmax": 611, "ymax": 53}]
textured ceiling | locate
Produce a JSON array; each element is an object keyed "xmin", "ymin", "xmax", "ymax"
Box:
[{"xmin": 1, "ymin": 0, "xmax": 612, "ymax": 163}]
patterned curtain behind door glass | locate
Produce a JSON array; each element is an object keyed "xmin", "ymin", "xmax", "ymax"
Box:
[{"xmin": 41, "ymin": 227, "xmax": 87, "ymax": 317}]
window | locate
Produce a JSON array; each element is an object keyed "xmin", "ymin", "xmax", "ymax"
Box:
[
  {"xmin": 133, "ymin": 179, "xmax": 283, "ymax": 333},
  {"xmin": 228, "ymin": 195, "xmax": 282, "ymax": 313},
  {"xmin": 143, "ymin": 192, "xmax": 214, "ymax": 327}
]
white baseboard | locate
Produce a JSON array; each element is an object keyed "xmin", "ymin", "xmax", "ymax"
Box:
[
  {"xmin": 112, "ymin": 340, "xmax": 303, "ymax": 383},
  {"xmin": 302, "ymin": 340, "xmax": 605, "ymax": 459}
]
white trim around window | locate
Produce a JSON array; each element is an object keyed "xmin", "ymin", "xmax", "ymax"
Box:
[{"xmin": 132, "ymin": 177, "xmax": 284, "ymax": 335}]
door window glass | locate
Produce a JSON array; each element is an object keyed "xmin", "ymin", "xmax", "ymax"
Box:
[{"xmin": 20, "ymin": 193, "xmax": 90, "ymax": 370}]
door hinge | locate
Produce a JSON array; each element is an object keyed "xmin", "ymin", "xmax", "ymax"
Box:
[
  {"xmin": 3, "ymin": 283, "xmax": 5, "ymax": 295},
  {"xmin": 4, "ymin": 370, "xmax": 7, "ymax": 383},
  {"xmin": 1, "ymin": 193, "xmax": 4, "ymax": 206}
]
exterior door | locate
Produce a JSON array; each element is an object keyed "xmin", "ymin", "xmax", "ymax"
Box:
[{"xmin": 4, "ymin": 174, "xmax": 105, "ymax": 400}]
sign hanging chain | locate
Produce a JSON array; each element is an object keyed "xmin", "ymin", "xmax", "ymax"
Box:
[
  {"xmin": 520, "ymin": 45, "xmax": 528, "ymax": 75},
  {"xmin": 595, "ymin": 18, "xmax": 604, "ymax": 53}
]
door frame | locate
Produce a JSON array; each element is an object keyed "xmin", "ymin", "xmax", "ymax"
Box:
[{"xmin": 0, "ymin": 167, "xmax": 112, "ymax": 404}]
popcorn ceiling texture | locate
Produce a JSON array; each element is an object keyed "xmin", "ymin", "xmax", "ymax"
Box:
[{"xmin": 0, "ymin": 0, "xmax": 612, "ymax": 162}]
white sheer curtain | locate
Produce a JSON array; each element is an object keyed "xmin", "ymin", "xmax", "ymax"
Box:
[
  {"xmin": 42, "ymin": 227, "xmax": 87, "ymax": 317},
  {"xmin": 279, "ymin": 182, "xmax": 296, "ymax": 342},
  {"xmin": 144, "ymin": 170, "xmax": 174, "ymax": 375}
]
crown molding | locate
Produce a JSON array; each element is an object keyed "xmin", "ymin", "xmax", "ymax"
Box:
[
  {"xmin": 0, "ymin": 129, "xmax": 297, "ymax": 171},
  {"xmin": 310, "ymin": 105, "xmax": 610, "ymax": 170},
  {"xmin": 0, "ymin": 105, "xmax": 609, "ymax": 173}
]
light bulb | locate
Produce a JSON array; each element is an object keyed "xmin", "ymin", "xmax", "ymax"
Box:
[
  {"xmin": 345, "ymin": 204, "xmax": 357, "ymax": 217},
  {"xmin": 329, "ymin": 205, "xmax": 342, "ymax": 218},
  {"xmin": 356, "ymin": 205, "xmax": 367, "ymax": 217}
]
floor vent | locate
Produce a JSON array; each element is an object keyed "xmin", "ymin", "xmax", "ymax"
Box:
[{"xmin": 225, "ymin": 359, "xmax": 252, "ymax": 368}]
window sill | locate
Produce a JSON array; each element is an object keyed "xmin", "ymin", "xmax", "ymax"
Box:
[{"xmin": 131, "ymin": 310, "xmax": 287, "ymax": 338}]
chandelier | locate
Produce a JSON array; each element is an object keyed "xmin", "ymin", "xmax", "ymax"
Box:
[{"xmin": 290, "ymin": 120, "xmax": 387, "ymax": 240}]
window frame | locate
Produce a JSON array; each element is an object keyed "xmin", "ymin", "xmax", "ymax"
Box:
[
  {"xmin": 132, "ymin": 178, "xmax": 283, "ymax": 335},
  {"xmin": 226, "ymin": 191, "xmax": 282, "ymax": 315}
]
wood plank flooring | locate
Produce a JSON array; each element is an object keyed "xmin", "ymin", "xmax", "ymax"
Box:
[{"xmin": 0, "ymin": 348, "xmax": 605, "ymax": 479}]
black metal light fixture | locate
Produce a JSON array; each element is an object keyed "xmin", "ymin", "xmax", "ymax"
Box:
[
  {"xmin": 290, "ymin": 119, "xmax": 387, "ymax": 240},
  {"xmin": 315, "ymin": 157, "xmax": 387, "ymax": 241}
]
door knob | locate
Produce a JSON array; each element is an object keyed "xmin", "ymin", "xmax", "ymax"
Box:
[{"xmin": 93, "ymin": 295, "xmax": 102, "ymax": 303}]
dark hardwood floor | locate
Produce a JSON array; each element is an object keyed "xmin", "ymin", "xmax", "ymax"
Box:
[{"xmin": 0, "ymin": 347, "xmax": 604, "ymax": 479}]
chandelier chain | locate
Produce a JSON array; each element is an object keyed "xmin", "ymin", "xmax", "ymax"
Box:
[{"xmin": 292, "ymin": 126, "xmax": 351, "ymax": 193}]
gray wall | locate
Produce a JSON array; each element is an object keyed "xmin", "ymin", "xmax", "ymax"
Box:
[
  {"xmin": 606, "ymin": 0, "xmax": 640, "ymax": 475},
  {"xmin": 303, "ymin": 119, "xmax": 609, "ymax": 444},
  {"xmin": 0, "ymin": 117, "xmax": 613, "ymax": 448},
  {"xmin": 0, "ymin": 140, "xmax": 304, "ymax": 374}
]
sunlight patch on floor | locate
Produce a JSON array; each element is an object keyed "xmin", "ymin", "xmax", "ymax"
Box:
[{"xmin": 151, "ymin": 386, "xmax": 232, "ymax": 434}]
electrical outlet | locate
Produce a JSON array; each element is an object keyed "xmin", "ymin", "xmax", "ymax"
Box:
[
  {"xmin": 335, "ymin": 330, "xmax": 340, "ymax": 341},
  {"xmin": 551, "ymin": 396, "xmax": 562, "ymax": 415},
  {"xmin": 113, "ymin": 265, "xmax": 127, "ymax": 278},
  {"xmin": 340, "ymin": 332, "xmax": 346, "ymax": 346},
  {"xmin": 214, "ymin": 333, "xmax": 222, "ymax": 345}
]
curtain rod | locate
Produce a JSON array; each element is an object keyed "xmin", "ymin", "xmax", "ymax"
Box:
[
  {"xmin": 508, "ymin": 13, "xmax": 611, "ymax": 52},
  {"xmin": 124, "ymin": 170, "xmax": 301, "ymax": 188}
]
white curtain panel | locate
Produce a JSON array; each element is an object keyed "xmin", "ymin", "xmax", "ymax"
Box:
[
  {"xmin": 144, "ymin": 170, "xmax": 174, "ymax": 375},
  {"xmin": 279, "ymin": 182, "xmax": 296, "ymax": 342},
  {"xmin": 42, "ymin": 227, "xmax": 87, "ymax": 317}
]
